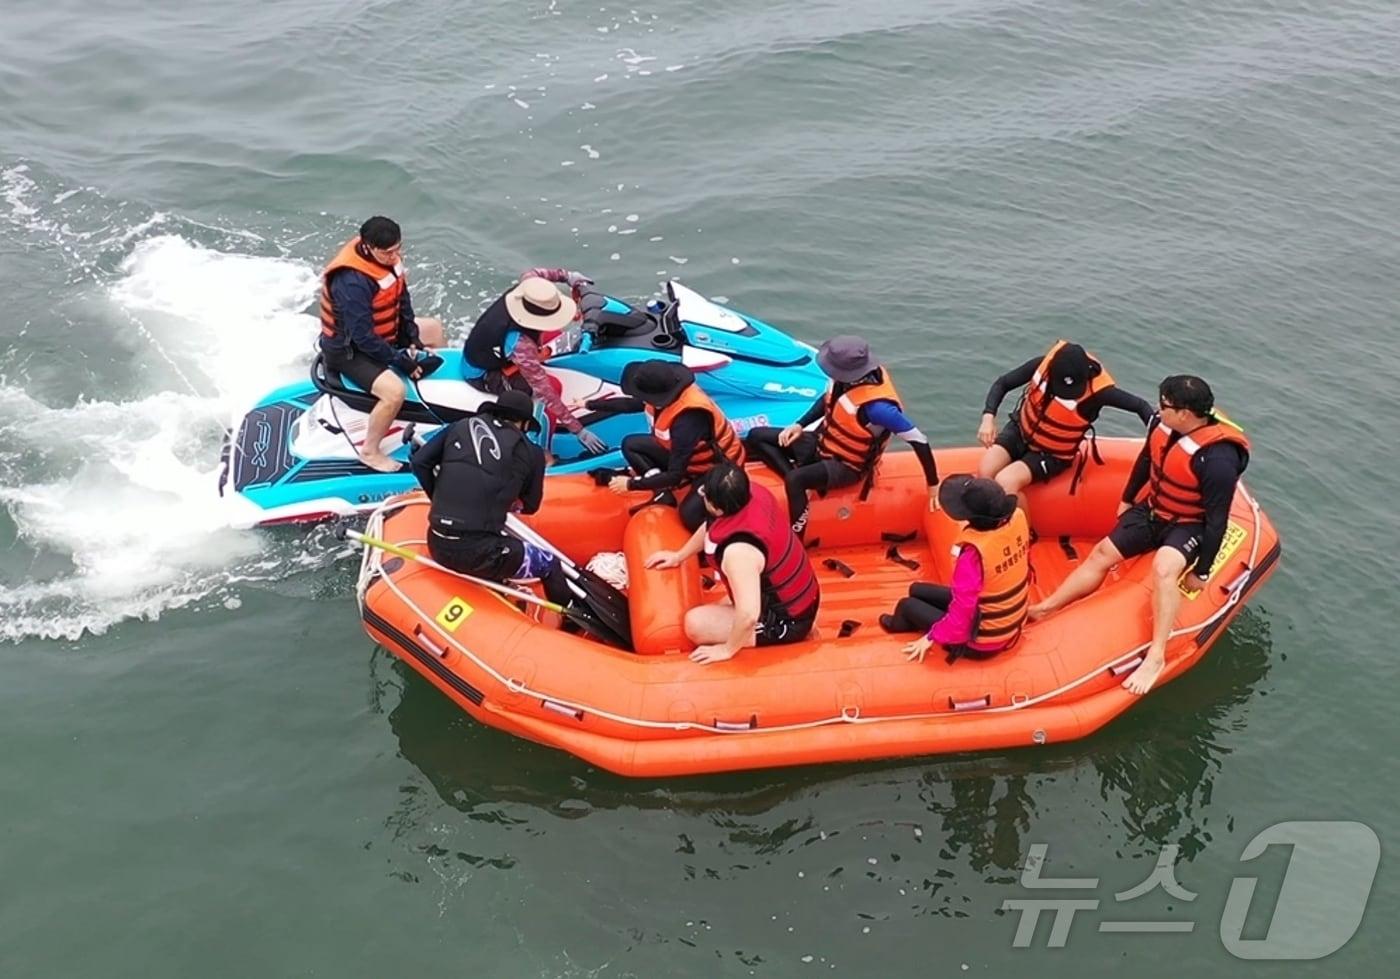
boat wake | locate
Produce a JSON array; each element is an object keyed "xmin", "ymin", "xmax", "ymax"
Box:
[{"xmin": 0, "ymin": 162, "xmax": 340, "ymax": 642}]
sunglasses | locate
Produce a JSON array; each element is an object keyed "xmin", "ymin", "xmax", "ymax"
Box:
[{"xmin": 1159, "ymin": 399, "xmax": 1182, "ymax": 411}]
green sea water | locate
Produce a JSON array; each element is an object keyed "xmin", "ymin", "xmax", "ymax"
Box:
[{"xmin": 2, "ymin": 1, "xmax": 1397, "ymax": 975}]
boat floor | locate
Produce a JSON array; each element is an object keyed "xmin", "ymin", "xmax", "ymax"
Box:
[{"xmin": 735, "ymin": 534, "xmax": 1114, "ymax": 641}]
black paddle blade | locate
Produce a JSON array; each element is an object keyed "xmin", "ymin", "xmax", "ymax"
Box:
[
  {"xmin": 559, "ymin": 602, "xmax": 630, "ymax": 650},
  {"xmin": 562, "ymin": 564, "xmax": 633, "ymax": 648}
]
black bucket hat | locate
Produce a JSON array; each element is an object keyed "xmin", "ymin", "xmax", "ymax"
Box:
[
  {"xmin": 480, "ymin": 389, "xmax": 541, "ymax": 432},
  {"xmin": 938, "ymin": 474, "xmax": 1017, "ymax": 524},
  {"xmin": 620, "ymin": 360, "xmax": 695, "ymax": 406}
]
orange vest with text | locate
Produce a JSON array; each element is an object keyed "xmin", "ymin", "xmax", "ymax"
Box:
[{"xmin": 954, "ymin": 508, "xmax": 1031, "ymax": 650}]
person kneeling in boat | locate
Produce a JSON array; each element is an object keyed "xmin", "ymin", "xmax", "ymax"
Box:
[
  {"xmin": 888, "ymin": 476, "xmax": 1031, "ymax": 665},
  {"xmin": 463, "ymin": 268, "xmax": 607, "ymax": 456},
  {"xmin": 744, "ymin": 335, "xmax": 939, "ymax": 537},
  {"xmin": 319, "ymin": 216, "xmax": 447, "ymax": 473},
  {"xmin": 976, "ymin": 340, "xmax": 1153, "ymax": 508},
  {"xmin": 408, "ymin": 389, "xmax": 574, "ymax": 613},
  {"xmin": 1028, "ymin": 375, "xmax": 1250, "ymax": 695},
  {"xmin": 584, "ymin": 360, "xmax": 746, "ymax": 531},
  {"xmin": 645, "ymin": 464, "xmax": 820, "ymax": 664}
]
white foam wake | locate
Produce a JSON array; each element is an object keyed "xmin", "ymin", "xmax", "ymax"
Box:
[{"xmin": 1, "ymin": 167, "xmax": 334, "ymax": 641}]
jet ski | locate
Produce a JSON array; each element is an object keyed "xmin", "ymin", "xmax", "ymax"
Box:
[{"xmin": 219, "ymin": 280, "xmax": 828, "ymax": 526}]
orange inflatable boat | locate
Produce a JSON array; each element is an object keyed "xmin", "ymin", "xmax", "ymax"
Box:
[{"xmin": 354, "ymin": 439, "xmax": 1280, "ymax": 777}]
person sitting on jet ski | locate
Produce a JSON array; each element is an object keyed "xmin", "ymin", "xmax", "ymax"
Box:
[
  {"xmin": 463, "ymin": 269, "xmax": 607, "ymax": 456},
  {"xmin": 583, "ymin": 360, "xmax": 746, "ymax": 531},
  {"xmin": 319, "ymin": 216, "xmax": 447, "ymax": 473}
]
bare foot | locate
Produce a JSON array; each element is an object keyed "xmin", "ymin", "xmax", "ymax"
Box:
[
  {"xmin": 1027, "ymin": 602, "xmax": 1054, "ymax": 621},
  {"xmin": 360, "ymin": 452, "xmax": 402, "ymax": 474},
  {"xmin": 1122, "ymin": 653, "xmax": 1166, "ymax": 695}
]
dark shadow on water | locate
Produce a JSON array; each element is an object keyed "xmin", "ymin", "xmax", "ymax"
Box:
[{"xmin": 381, "ymin": 607, "xmax": 1275, "ymax": 869}]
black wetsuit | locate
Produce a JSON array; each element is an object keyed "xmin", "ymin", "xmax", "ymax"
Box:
[{"xmin": 409, "ymin": 413, "xmax": 571, "ymax": 605}]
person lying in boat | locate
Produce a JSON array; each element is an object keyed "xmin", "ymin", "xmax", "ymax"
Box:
[
  {"xmin": 645, "ymin": 464, "xmax": 820, "ymax": 664},
  {"xmin": 408, "ymin": 389, "xmax": 574, "ymax": 614},
  {"xmin": 319, "ymin": 216, "xmax": 448, "ymax": 473},
  {"xmin": 976, "ymin": 340, "xmax": 1153, "ymax": 508},
  {"xmin": 1029, "ymin": 375, "xmax": 1250, "ymax": 695},
  {"xmin": 583, "ymin": 360, "xmax": 746, "ymax": 531},
  {"xmin": 744, "ymin": 335, "xmax": 939, "ymax": 537},
  {"xmin": 886, "ymin": 476, "xmax": 1031, "ymax": 665},
  {"xmin": 462, "ymin": 267, "xmax": 607, "ymax": 456}
]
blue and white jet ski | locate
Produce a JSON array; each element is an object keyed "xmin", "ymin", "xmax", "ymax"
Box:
[{"xmin": 219, "ymin": 280, "xmax": 827, "ymax": 526}]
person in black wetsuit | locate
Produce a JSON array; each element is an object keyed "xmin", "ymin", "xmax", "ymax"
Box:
[
  {"xmin": 583, "ymin": 360, "xmax": 746, "ymax": 531},
  {"xmin": 977, "ymin": 339, "xmax": 1153, "ymax": 507},
  {"xmin": 408, "ymin": 390, "xmax": 572, "ymax": 609}
]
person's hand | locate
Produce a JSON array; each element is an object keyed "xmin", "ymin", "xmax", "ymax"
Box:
[
  {"xmin": 904, "ymin": 634, "xmax": 934, "ymax": 663},
  {"xmin": 565, "ymin": 270, "xmax": 594, "ymax": 289},
  {"xmin": 977, "ymin": 413, "xmax": 997, "ymax": 448},
  {"xmin": 608, "ymin": 475, "xmax": 631, "ymax": 495},
  {"xmin": 690, "ymin": 643, "xmax": 737, "ymax": 665},
  {"xmin": 393, "ymin": 349, "xmax": 421, "ymax": 377},
  {"xmin": 577, "ymin": 428, "xmax": 608, "ymax": 455},
  {"xmin": 1183, "ymin": 571, "xmax": 1210, "ymax": 592},
  {"xmin": 1116, "ymin": 500, "xmax": 1131, "ymax": 516},
  {"xmin": 929, "ymin": 483, "xmax": 941, "ymax": 512},
  {"xmin": 645, "ymin": 550, "xmax": 682, "ymax": 570},
  {"xmin": 778, "ymin": 423, "xmax": 803, "ymax": 448}
]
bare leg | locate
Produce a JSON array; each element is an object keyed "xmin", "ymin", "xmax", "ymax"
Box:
[
  {"xmin": 994, "ymin": 460, "xmax": 1034, "ymax": 513},
  {"xmin": 415, "ymin": 316, "xmax": 446, "ymax": 348},
  {"xmin": 361, "ymin": 371, "xmax": 406, "ymax": 472},
  {"xmin": 684, "ymin": 602, "xmax": 735, "ymax": 645},
  {"xmin": 1028, "ymin": 535, "xmax": 1123, "ymax": 619},
  {"xmin": 978, "ymin": 444, "xmax": 1013, "ymax": 479},
  {"xmin": 1124, "ymin": 547, "xmax": 1187, "ymax": 695}
]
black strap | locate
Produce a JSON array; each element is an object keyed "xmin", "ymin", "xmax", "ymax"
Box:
[
  {"xmin": 1068, "ymin": 426, "xmax": 1104, "ymax": 496},
  {"xmin": 945, "ymin": 643, "xmax": 1005, "ymax": 665},
  {"xmin": 822, "ymin": 558, "xmax": 856, "ymax": 579},
  {"xmin": 804, "ymin": 536, "xmax": 822, "ymax": 550},
  {"xmin": 1059, "ymin": 535, "xmax": 1078, "ymax": 561},
  {"xmin": 881, "ymin": 530, "xmax": 917, "ymax": 543},
  {"xmin": 885, "ymin": 545, "xmax": 920, "ymax": 571},
  {"xmin": 837, "ymin": 619, "xmax": 860, "ymax": 638}
]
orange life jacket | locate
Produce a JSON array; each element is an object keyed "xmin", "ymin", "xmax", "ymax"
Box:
[
  {"xmin": 645, "ymin": 382, "xmax": 745, "ymax": 477},
  {"xmin": 1015, "ymin": 339, "xmax": 1116, "ymax": 459},
  {"xmin": 954, "ymin": 507, "xmax": 1031, "ymax": 654},
  {"xmin": 319, "ymin": 237, "xmax": 407, "ymax": 342},
  {"xmin": 1145, "ymin": 414, "xmax": 1251, "ymax": 523},
  {"xmin": 817, "ymin": 369, "xmax": 903, "ymax": 477}
]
